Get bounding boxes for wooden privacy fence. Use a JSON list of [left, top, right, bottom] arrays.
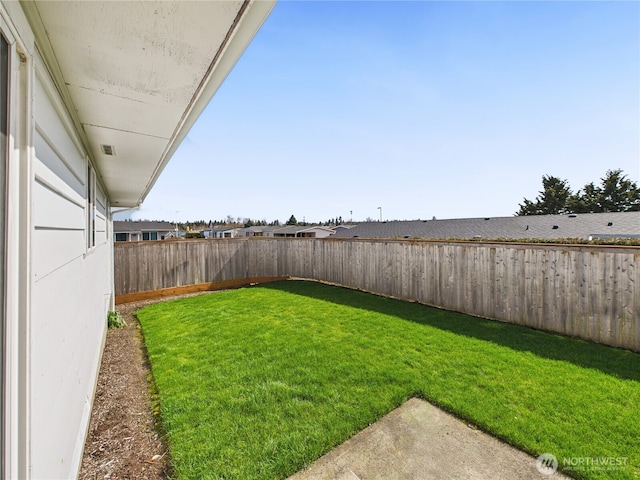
[[115, 238, 640, 352]]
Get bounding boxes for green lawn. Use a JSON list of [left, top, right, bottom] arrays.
[[137, 280, 640, 480]]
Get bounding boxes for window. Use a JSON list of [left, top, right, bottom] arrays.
[[87, 165, 96, 248], [150, 232, 157, 240], [142, 232, 149, 241], [115, 233, 127, 242]]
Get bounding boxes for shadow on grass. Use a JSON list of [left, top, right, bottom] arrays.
[[259, 280, 640, 383]]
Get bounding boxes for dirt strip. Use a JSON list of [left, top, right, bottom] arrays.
[[79, 294, 212, 480]]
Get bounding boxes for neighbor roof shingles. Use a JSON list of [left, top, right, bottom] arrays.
[[331, 212, 640, 240]]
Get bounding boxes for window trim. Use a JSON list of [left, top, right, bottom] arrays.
[[87, 164, 96, 250], [0, 7, 31, 478]]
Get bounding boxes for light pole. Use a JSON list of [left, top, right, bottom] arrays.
[[377, 206, 382, 222]]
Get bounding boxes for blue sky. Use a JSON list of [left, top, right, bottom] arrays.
[[126, 0, 640, 224]]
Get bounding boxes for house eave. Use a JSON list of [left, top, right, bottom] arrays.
[[21, 0, 276, 207], [136, 0, 276, 206]]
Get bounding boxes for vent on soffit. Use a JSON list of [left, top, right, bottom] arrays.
[[101, 144, 116, 156]]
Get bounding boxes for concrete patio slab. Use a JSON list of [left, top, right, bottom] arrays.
[[288, 398, 570, 480]]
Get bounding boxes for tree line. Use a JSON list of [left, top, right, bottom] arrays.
[[517, 169, 640, 216]]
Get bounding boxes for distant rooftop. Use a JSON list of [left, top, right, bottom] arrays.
[[331, 212, 640, 241], [114, 221, 175, 233]]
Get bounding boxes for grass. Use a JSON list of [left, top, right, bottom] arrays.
[[137, 280, 640, 480]]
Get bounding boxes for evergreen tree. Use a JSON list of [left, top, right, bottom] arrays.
[[517, 175, 572, 215], [518, 169, 640, 215], [567, 169, 640, 213], [567, 182, 601, 213], [597, 169, 640, 212], [286, 215, 297, 225]]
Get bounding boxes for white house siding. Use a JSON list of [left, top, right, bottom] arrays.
[[0, 0, 273, 477], [27, 59, 112, 479]]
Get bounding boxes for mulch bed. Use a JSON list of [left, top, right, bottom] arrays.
[[79, 293, 214, 480]]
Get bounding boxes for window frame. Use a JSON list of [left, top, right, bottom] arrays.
[[86, 164, 96, 250]]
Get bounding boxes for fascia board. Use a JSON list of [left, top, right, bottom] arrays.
[[137, 0, 276, 206]]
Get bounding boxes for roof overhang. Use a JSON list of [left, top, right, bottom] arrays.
[[23, 0, 275, 207]]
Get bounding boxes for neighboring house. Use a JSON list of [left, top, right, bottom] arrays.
[[0, 2, 274, 479], [241, 225, 280, 237], [114, 221, 174, 242], [203, 227, 221, 239], [273, 225, 336, 238], [331, 212, 640, 240], [240, 225, 337, 238], [331, 224, 355, 233], [204, 226, 242, 238]]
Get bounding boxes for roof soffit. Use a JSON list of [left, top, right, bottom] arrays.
[[23, 0, 274, 207]]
